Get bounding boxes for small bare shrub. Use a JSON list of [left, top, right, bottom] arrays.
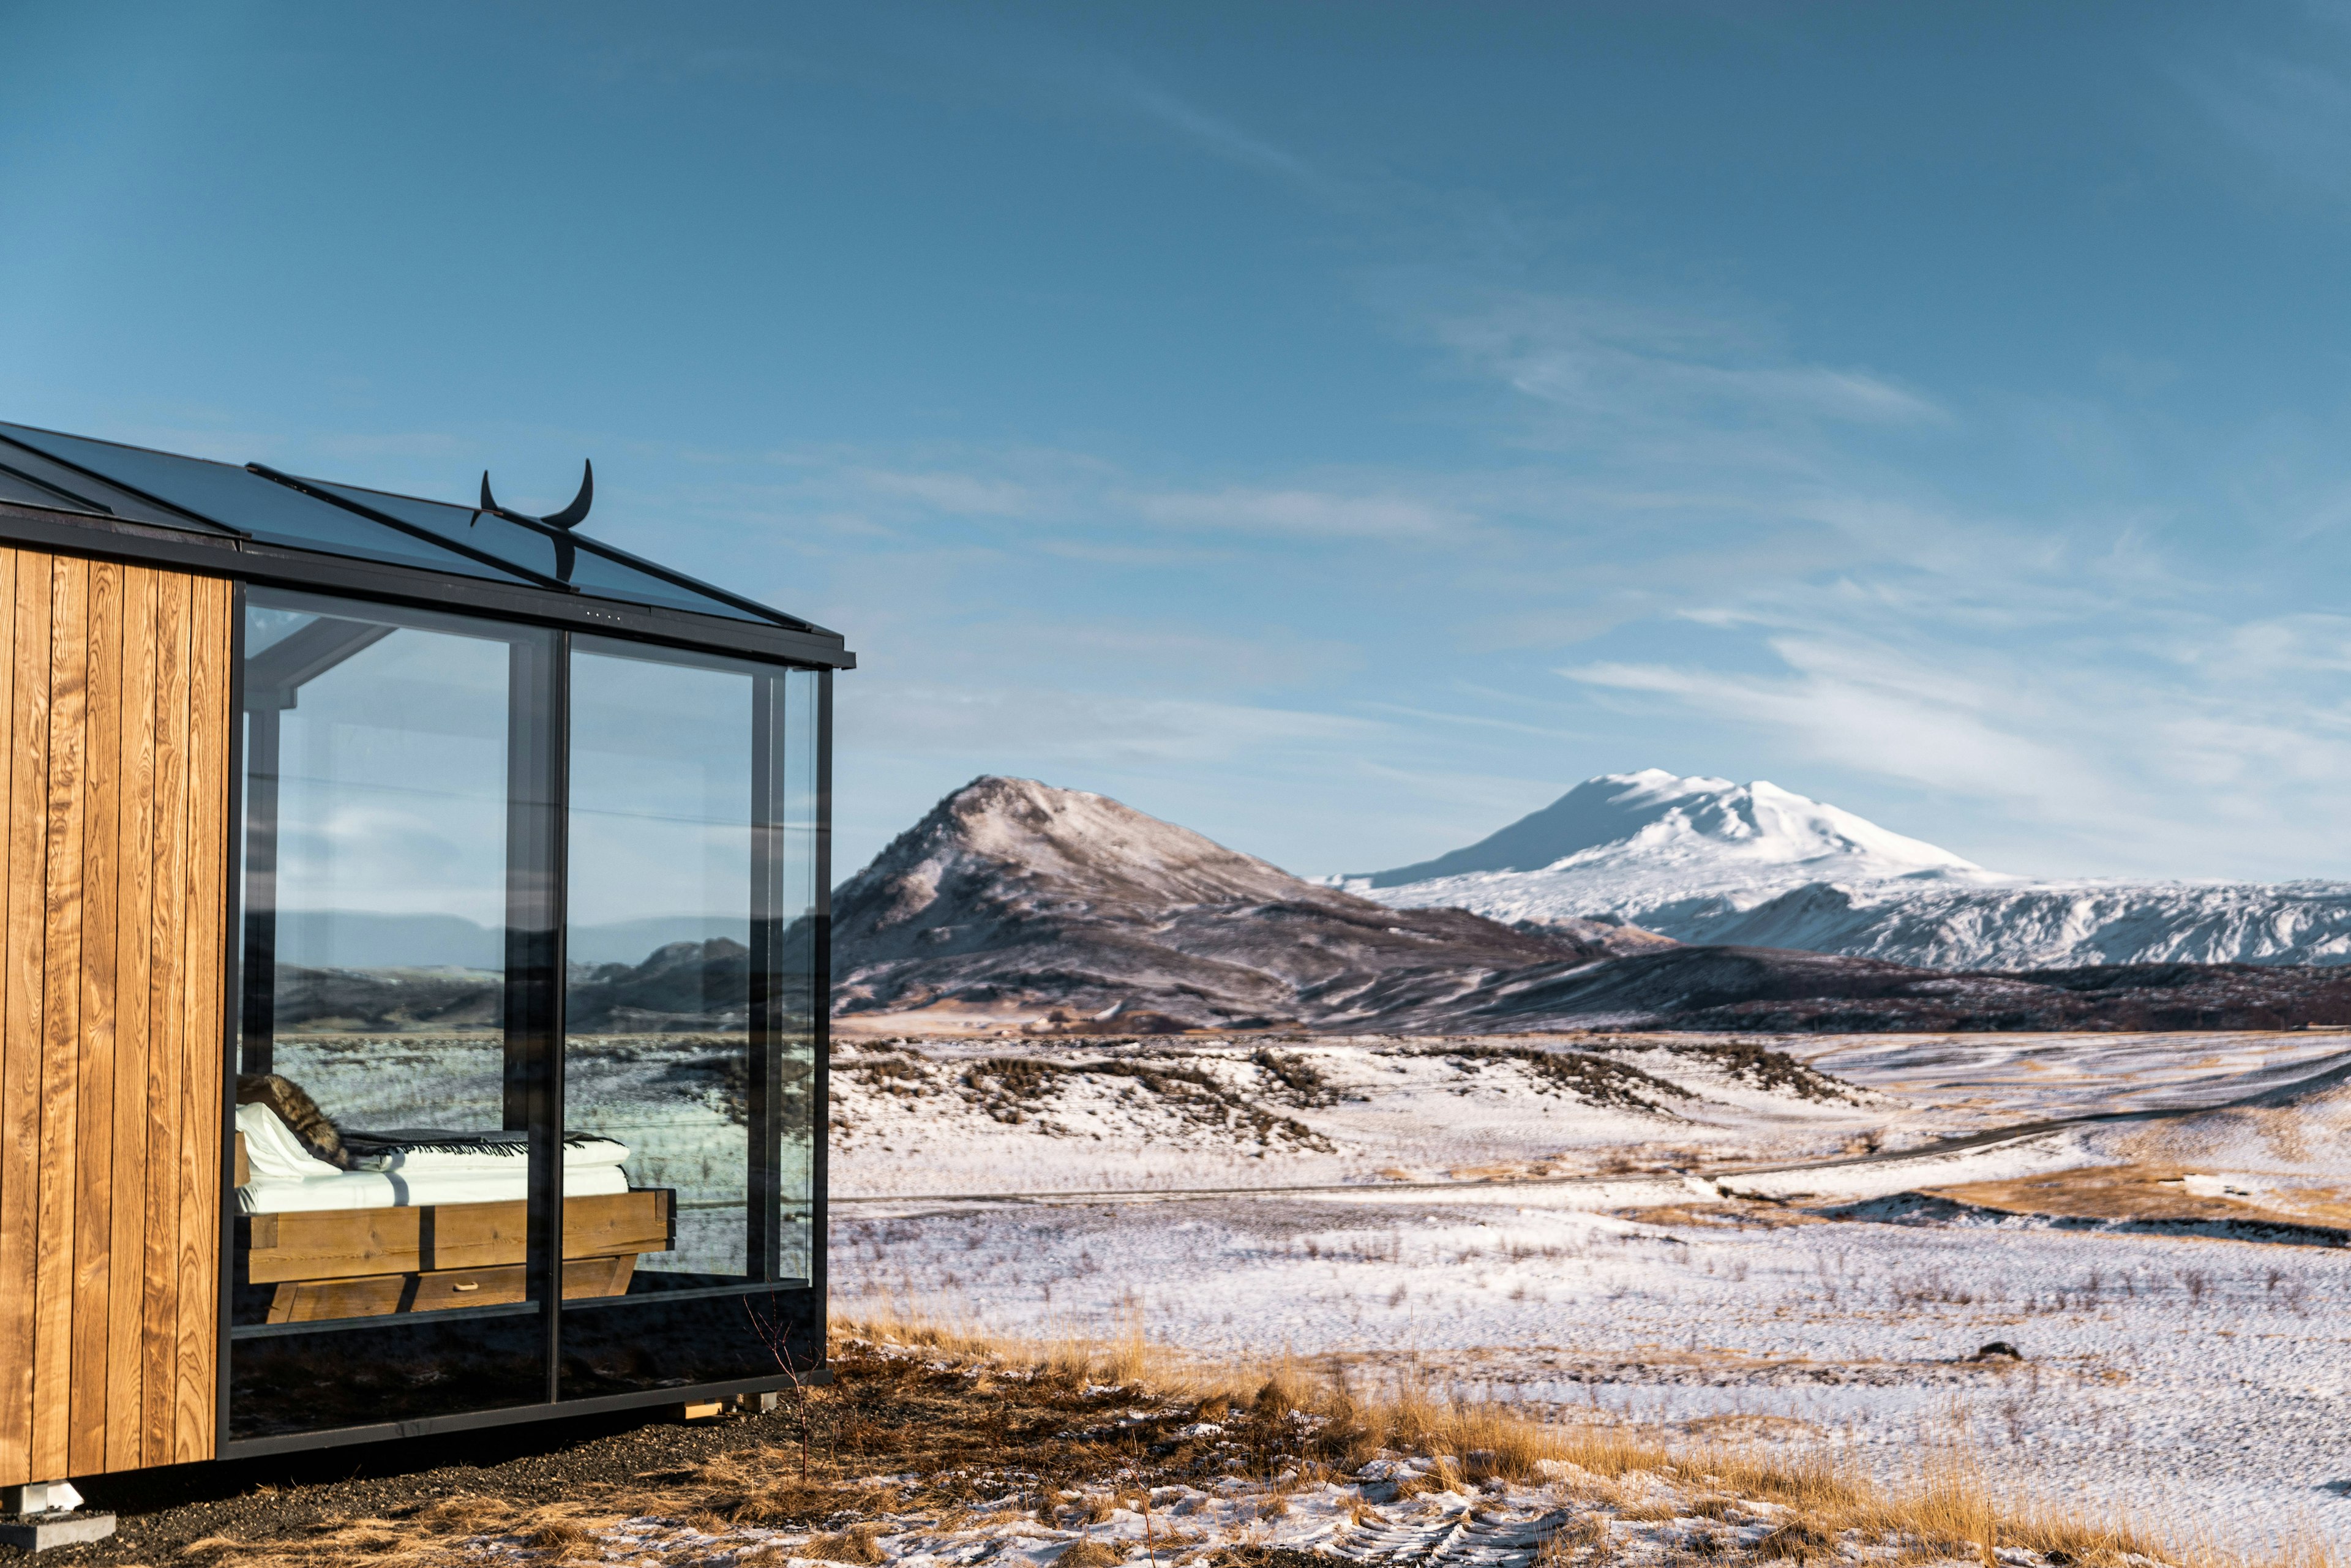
[[803, 1523, 887, 1564], [1753, 1518, 1840, 1560], [525, 1519, 594, 1554]]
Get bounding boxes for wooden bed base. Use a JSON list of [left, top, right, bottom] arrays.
[[237, 1188, 675, 1324]]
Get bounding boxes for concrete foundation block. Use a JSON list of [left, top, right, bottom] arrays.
[[0, 1511, 118, 1551]]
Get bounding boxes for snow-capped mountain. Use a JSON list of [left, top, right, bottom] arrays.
[[1360, 769, 1990, 899], [821, 774, 2351, 1032], [1350, 770, 2351, 969], [828, 775, 1643, 1030]]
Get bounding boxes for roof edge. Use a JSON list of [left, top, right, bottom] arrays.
[[0, 497, 855, 670]]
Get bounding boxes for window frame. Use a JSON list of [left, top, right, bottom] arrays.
[[217, 582, 832, 1454]]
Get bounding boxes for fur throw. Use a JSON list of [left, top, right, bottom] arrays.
[[236, 1073, 348, 1168]]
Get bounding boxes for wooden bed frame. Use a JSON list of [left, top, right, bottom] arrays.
[[231, 1128, 675, 1323]]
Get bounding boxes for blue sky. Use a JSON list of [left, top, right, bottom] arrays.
[[9, 2, 2351, 882]]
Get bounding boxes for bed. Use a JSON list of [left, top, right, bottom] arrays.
[[233, 1102, 675, 1324]]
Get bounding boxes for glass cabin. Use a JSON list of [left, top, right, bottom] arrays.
[[0, 421, 846, 1478]]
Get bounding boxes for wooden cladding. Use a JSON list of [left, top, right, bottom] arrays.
[[0, 548, 233, 1486]]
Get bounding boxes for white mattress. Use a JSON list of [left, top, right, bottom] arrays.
[[235, 1101, 633, 1214], [238, 1163, 629, 1214]]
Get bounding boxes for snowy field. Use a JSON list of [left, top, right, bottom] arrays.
[[830, 1030, 2351, 1555]]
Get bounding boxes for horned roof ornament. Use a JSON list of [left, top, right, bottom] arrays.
[[476, 460, 593, 580]]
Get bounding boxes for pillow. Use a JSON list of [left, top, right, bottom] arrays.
[[235, 1101, 345, 1184]]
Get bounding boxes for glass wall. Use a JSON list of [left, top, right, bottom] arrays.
[[557, 639, 819, 1397], [229, 590, 555, 1437], [228, 593, 823, 1436]]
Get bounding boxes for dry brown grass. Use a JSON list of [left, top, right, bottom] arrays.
[[406, 1495, 514, 1537], [836, 1312, 2330, 1568], [157, 1313, 2330, 1568], [801, 1522, 889, 1564], [520, 1517, 593, 1553], [1930, 1163, 2351, 1229]]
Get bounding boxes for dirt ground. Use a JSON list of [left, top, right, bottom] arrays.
[[26, 1345, 1314, 1567]]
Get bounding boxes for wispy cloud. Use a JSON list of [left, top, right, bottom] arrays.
[[2181, 51, 2351, 198], [2174, 4, 2351, 201], [842, 682, 1384, 767], [1127, 486, 1473, 542], [1104, 71, 1316, 183], [852, 467, 1035, 516], [1428, 291, 1948, 443], [1564, 638, 2107, 817]]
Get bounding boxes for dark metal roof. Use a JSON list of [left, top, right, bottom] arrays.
[[0, 421, 850, 669]]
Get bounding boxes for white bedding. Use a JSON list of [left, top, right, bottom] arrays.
[[235, 1101, 632, 1215]]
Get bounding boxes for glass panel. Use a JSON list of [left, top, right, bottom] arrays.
[[0, 465, 105, 516], [301, 479, 567, 581], [558, 540, 771, 623], [228, 589, 553, 1438], [0, 424, 536, 582], [560, 1292, 814, 1398], [0, 434, 239, 533], [560, 639, 815, 1395], [304, 478, 770, 623], [564, 643, 755, 1286]]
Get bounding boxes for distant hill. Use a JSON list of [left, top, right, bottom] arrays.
[[1351, 770, 2351, 969], [828, 776, 2351, 1035], [271, 936, 815, 1034], [266, 774, 2351, 1037], [830, 775, 1657, 1032], [1356, 947, 2351, 1035]]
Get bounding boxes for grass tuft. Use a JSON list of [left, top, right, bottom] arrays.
[[802, 1523, 888, 1564]]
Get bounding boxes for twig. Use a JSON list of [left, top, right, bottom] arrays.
[[746, 1294, 818, 1483]]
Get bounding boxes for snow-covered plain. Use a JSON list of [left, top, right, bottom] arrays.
[[1349, 770, 2351, 969], [830, 1031, 2351, 1553]]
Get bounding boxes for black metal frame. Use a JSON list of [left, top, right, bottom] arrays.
[[748, 672, 783, 1282], [0, 475, 856, 1461], [812, 669, 833, 1317], [220, 1365, 832, 1460], [503, 629, 569, 1401], [0, 500, 854, 671], [215, 585, 248, 1456]]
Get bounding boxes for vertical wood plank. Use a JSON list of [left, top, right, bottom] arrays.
[[0, 553, 235, 1485], [140, 571, 189, 1470], [103, 567, 156, 1474], [29, 555, 83, 1482], [0, 547, 33, 1489], [173, 576, 227, 1463], [68, 561, 120, 1476]]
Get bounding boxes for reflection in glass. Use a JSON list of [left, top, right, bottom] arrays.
[[229, 591, 553, 1435], [228, 593, 825, 1427], [566, 643, 757, 1282], [560, 642, 817, 1395]]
